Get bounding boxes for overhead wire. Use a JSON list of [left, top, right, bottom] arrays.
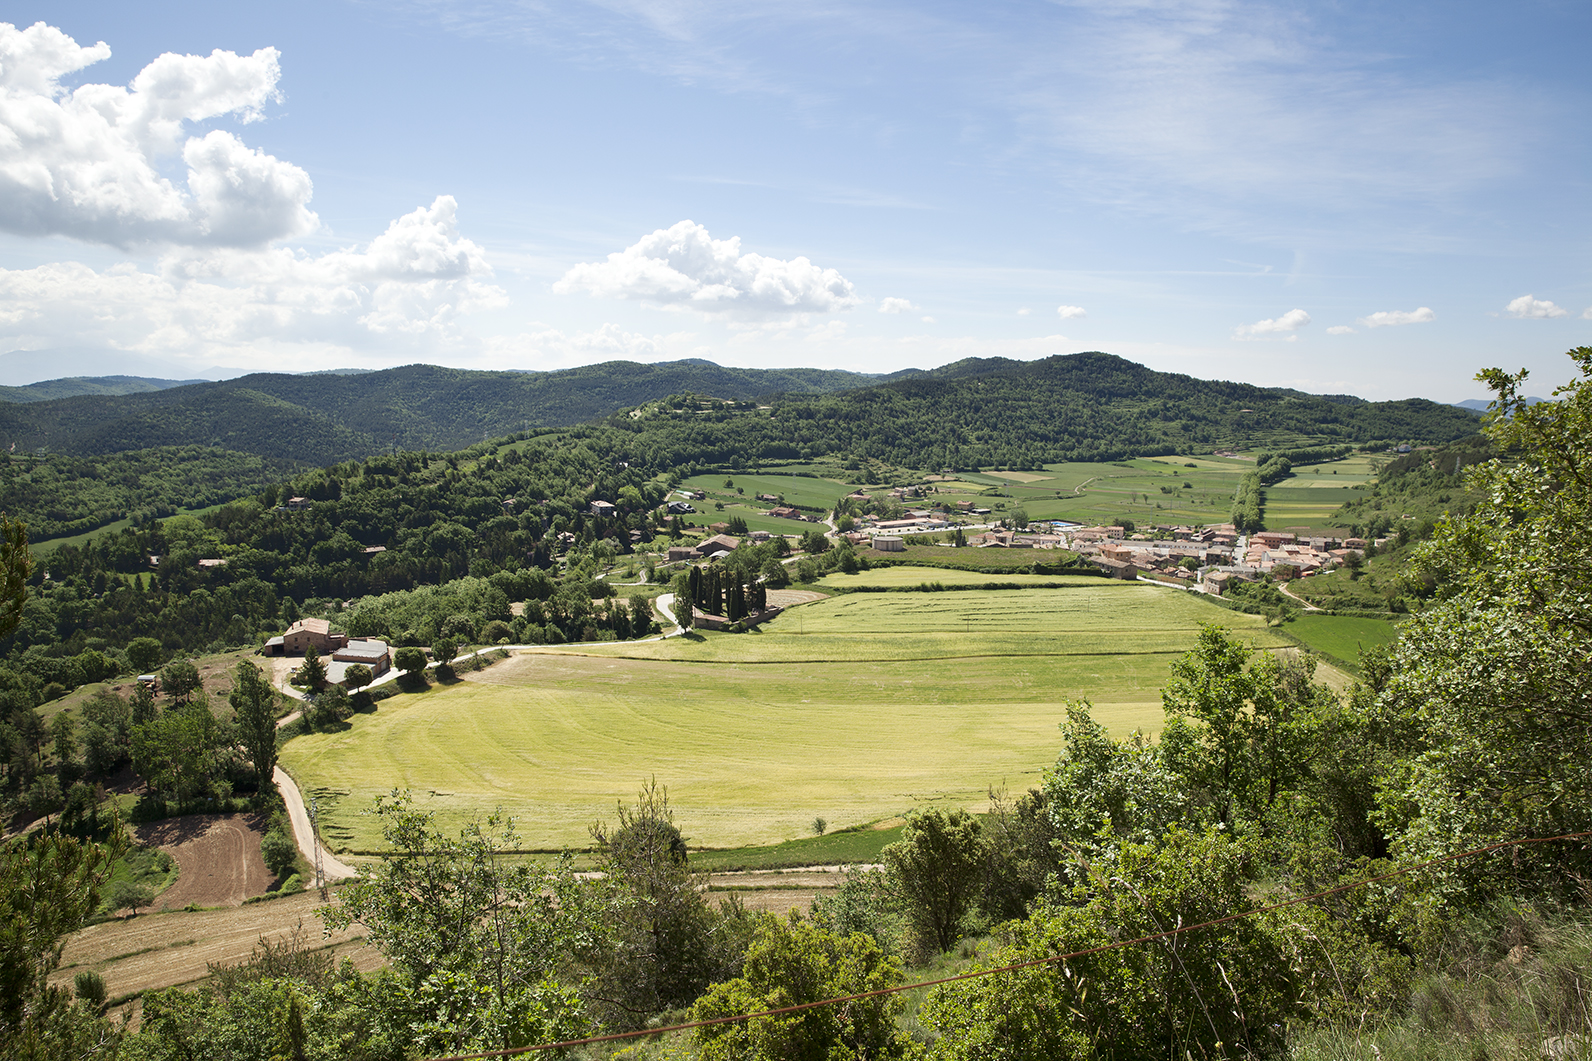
[[426, 828, 1592, 1061]]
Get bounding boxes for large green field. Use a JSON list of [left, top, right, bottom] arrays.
[[280, 583, 1293, 853]]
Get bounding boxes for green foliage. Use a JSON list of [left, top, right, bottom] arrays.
[[393, 646, 425, 675], [921, 829, 1298, 1061], [127, 637, 164, 673], [691, 913, 917, 1061], [342, 663, 373, 692], [0, 514, 29, 642], [228, 660, 278, 787], [882, 808, 987, 954], [160, 659, 201, 703], [1374, 349, 1592, 900], [587, 780, 749, 1028], [295, 645, 326, 692], [0, 826, 127, 1056], [319, 792, 599, 1056]]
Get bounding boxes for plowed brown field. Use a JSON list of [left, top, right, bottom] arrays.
[[135, 814, 275, 909]]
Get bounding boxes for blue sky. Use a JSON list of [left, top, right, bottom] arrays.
[[0, 1, 1587, 400]]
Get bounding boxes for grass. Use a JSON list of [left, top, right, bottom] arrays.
[[279, 583, 1292, 853], [814, 567, 1105, 590], [690, 822, 907, 871], [1286, 613, 1401, 672], [680, 472, 854, 512]]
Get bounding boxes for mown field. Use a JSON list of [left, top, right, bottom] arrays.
[[279, 582, 1294, 853], [1286, 613, 1401, 671], [815, 569, 1104, 590]]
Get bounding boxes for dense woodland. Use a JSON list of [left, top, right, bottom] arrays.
[[2, 350, 1589, 1060]]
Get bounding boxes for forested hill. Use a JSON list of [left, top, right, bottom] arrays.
[[614, 352, 1483, 469], [0, 360, 917, 465], [0, 375, 207, 403]]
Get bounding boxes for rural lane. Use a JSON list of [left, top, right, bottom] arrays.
[[273, 766, 359, 881]]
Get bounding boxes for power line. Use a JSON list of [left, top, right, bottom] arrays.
[[427, 828, 1592, 1061]]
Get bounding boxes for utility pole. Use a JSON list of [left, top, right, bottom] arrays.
[[310, 797, 326, 899]]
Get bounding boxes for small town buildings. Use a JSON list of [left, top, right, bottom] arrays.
[[666, 546, 697, 562], [768, 506, 805, 521], [1092, 556, 1138, 580], [285, 496, 311, 511], [329, 638, 391, 684], [666, 501, 696, 514], [590, 500, 616, 518]]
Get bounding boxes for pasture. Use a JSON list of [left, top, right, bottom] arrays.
[[1286, 613, 1401, 672], [279, 583, 1293, 852], [925, 454, 1379, 532], [814, 567, 1104, 590]]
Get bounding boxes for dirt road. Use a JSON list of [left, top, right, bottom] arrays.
[[273, 766, 359, 881]]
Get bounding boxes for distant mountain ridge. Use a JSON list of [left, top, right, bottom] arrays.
[[0, 375, 208, 403], [0, 360, 920, 465]]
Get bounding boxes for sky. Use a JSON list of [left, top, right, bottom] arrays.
[[0, 1, 1588, 401]]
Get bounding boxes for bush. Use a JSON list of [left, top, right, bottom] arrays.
[[260, 824, 298, 878]]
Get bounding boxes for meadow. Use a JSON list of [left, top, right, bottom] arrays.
[[279, 582, 1294, 853], [1285, 613, 1401, 673]]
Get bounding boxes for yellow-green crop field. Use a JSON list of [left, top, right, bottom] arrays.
[[280, 581, 1293, 853]]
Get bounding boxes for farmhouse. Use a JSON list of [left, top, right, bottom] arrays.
[[768, 506, 805, 520], [590, 500, 616, 518], [265, 618, 349, 656], [696, 534, 742, 557], [666, 501, 696, 514], [666, 546, 696, 562]]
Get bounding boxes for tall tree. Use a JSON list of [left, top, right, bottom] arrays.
[[229, 660, 279, 789]]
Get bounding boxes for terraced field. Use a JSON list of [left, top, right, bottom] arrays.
[[280, 582, 1291, 853]]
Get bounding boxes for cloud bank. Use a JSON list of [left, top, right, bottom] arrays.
[[0, 196, 502, 362], [555, 220, 860, 320], [0, 21, 317, 248]]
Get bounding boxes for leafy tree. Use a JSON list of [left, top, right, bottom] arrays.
[[394, 646, 426, 677], [49, 713, 77, 782], [106, 879, 155, 918], [130, 682, 157, 726], [587, 780, 741, 1027], [691, 913, 916, 1061], [1376, 348, 1592, 896], [320, 793, 597, 1056], [126, 636, 164, 674], [259, 823, 298, 879], [160, 659, 202, 704], [295, 645, 326, 693], [882, 808, 987, 954], [431, 638, 457, 669], [228, 660, 279, 789], [342, 663, 373, 694]]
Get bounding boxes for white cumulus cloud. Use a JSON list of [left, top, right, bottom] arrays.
[[1235, 308, 1311, 341], [0, 196, 501, 362], [1505, 294, 1568, 319], [1326, 325, 1355, 335], [878, 297, 917, 314], [1016, 307, 1031, 316], [1359, 307, 1435, 328], [1056, 304, 1087, 319], [554, 220, 861, 320], [0, 21, 317, 248]]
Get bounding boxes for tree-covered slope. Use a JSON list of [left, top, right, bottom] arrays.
[[612, 352, 1485, 470], [0, 360, 918, 465]]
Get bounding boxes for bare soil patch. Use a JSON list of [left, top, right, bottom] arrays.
[[57, 890, 381, 1028], [135, 813, 275, 910]]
